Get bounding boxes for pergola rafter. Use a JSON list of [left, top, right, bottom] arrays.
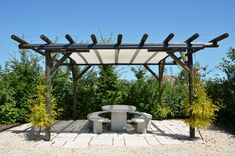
[[11, 33, 229, 141]]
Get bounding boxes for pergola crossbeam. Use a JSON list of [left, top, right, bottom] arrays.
[[117, 34, 122, 46], [167, 52, 190, 72], [65, 34, 76, 44], [50, 53, 72, 74], [130, 34, 148, 64], [11, 35, 46, 56], [209, 33, 229, 44], [91, 34, 103, 64], [75, 65, 92, 81], [163, 33, 174, 45], [144, 65, 159, 80], [91, 34, 98, 44], [40, 34, 53, 44], [19, 43, 212, 51], [185, 33, 199, 44], [115, 34, 122, 64]]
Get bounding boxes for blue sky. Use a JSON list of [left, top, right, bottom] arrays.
[[1, 0, 234, 79]]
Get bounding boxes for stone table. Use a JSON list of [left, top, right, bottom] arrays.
[[102, 105, 136, 131]]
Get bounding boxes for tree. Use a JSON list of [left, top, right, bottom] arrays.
[[96, 65, 122, 108], [207, 47, 235, 126], [218, 47, 235, 81], [52, 68, 72, 119], [0, 73, 19, 123], [1, 49, 42, 123]]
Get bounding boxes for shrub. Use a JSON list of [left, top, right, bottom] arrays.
[[183, 70, 219, 128], [0, 103, 19, 124], [28, 84, 60, 138]]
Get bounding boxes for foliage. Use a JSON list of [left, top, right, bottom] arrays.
[[218, 47, 235, 81], [0, 70, 19, 123], [183, 69, 219, 128], [76, 70, 99, 118], [29, 84, 60, 128], [163, 80, 185, 117], [96, 65, 122, 107], [127, 76, 160, 118], [153, 106, 172, 119], [131, 66, 147, 80], [0, 49, 42, 123], [206, 48, 235, 126], [52, 69, 72, 119]]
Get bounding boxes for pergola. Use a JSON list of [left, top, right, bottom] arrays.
[[11, 33, 228, 141]]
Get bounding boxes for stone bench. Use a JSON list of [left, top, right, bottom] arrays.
[[128, 111, 152, 133], [87, 111, 111, 134]]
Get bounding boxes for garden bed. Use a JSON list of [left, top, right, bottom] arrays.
[[0, 123, 20, 132]]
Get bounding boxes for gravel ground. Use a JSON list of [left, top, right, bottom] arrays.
[[0, 122, 234, 156]]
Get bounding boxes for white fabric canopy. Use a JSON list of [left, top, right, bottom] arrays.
[[70, 49, 167, 65]]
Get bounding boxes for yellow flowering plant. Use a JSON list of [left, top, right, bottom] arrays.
[[28, 84, 61, 140], [183, 69, 220, 138]]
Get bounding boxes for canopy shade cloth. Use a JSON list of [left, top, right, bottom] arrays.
[[70, 49, 168, 65], [11, 33, 228, 65]]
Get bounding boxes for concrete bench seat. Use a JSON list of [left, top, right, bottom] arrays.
[[128, 111, 152, 133], [87, 111, 111, 134], [131, 118, 146, 133]]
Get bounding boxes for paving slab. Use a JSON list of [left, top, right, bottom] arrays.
[[113, 136, 125, 146], [90, 136, 113, 146], [124, 136, 149, 147], [98, 133, 118, 137], [145, 136, 161, 145], [63, 120, 80, 132], [36, 140, 54, 147], [64, 136, 92, 148], [51, 138, 74, 147], [8, 123, 31, 131], [51, 120, 74, 132], [11, 119, 200, 148], [77, 133, 97, 137], [56, 133, 78, 138]]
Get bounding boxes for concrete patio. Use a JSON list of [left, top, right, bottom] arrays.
[[8, 119, 200, 148]]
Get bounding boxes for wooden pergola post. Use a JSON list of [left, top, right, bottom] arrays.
[[71, 65, 92, 120], [159, 59, 165, 107], [71, 63, 78, 120], [45, 51, 52, 141], [188, 50, 195, 138]]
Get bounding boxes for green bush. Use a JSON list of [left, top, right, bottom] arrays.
[[206, 48, 235, 126], [152, 106, 171, 119], [52, 69, 73, 119], [0, 103, 20, 124], [0, 76, 19, 124]]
